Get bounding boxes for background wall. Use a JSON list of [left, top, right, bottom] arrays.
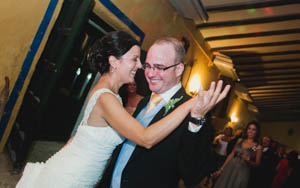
[[0, 0, 63, 151], [261, 121, 300, 151]]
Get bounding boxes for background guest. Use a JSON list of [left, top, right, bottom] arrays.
[[119, 80, 143, 115], [226, 128, 243, 155], [282, 150, 300, 188], [271, 150, 297, 188], [204, 126, 233, 187], [248, 136, 278, 188], [212, 121, 262, 188]]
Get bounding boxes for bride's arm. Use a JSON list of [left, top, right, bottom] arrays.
[[100, 81, 230, 149], [99, 93, 193, 149]]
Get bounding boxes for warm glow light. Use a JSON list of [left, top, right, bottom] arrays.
[[188, 74, 201, 95], [231, 112, 238, 123]]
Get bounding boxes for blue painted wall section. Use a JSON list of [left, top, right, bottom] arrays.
[[0, 0, 59, 140], [99, 0, 145, 43]]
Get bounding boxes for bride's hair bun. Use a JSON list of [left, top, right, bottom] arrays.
[[87, 31, 140, 74]]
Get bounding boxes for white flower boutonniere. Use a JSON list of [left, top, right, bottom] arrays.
[[164, 96, 183, 116]]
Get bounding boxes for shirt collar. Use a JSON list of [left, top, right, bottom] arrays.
[[150, 83, 182, 103]]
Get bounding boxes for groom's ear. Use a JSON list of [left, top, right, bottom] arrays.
[[175, 62, 184, 77]]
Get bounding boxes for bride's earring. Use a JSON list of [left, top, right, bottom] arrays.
[[111, 67, 115, 73]]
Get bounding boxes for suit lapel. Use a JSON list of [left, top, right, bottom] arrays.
[[127, 87, 188, 163], [132, 95, 149, 118], [150, 87, 187, 124]]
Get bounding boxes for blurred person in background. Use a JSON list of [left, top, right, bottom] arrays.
[[212, 121, 262, 188], [282, 150, 300, 188], [123, 80, 143, 115], [271, 150, 298, 188], [226, 128, 244, 155], [204, 126, 233, 187], [248, 136, 278, 188]]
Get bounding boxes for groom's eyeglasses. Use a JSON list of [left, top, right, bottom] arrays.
[[142, 63, 181, 72]]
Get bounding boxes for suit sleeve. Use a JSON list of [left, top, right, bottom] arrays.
[[178, 113, 214, 187]]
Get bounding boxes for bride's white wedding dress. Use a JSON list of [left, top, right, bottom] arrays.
[[16, 88, 124, 188]]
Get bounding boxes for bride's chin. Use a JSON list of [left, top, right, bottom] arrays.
[[128, 76, 135, 82], [124, 79, 133, 84]]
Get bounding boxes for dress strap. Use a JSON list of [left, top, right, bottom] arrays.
[[81, 88, 122, 125]]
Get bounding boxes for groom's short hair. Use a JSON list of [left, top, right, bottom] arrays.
[[153, 37, 185, 64]]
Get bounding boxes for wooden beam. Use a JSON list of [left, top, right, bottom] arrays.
[[239, 71, 300, 77], [241, 75, 300, 81], [211, 40, 300, 51], [249, 88, 300, 93], [255, 102, 300, 106], [251, 91, 300, 97], [206, 0, 300, 13], [228, 50, 300, 58], [253, 95, 300, 100], [248, 84, 300, 90], [196, 13, 300, 29], [235, 58, 300, 66], [205, 28, 300, 41], [253, 98, 300, 103], [238, 69, 300, 74]]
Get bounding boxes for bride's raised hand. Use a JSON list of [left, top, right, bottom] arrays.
[[190, 80, 231, 118]]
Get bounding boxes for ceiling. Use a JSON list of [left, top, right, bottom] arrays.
[[186, 0, 300, 121]]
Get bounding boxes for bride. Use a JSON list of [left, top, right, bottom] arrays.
[[16, 31, 230, 188]]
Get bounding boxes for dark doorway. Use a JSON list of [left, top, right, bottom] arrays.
[[6, 0, 114, 171], [38, 12, 114, 141]]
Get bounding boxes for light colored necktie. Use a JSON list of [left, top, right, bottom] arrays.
[[145, 93, 163, 114]]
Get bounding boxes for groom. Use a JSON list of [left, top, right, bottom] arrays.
[[97, 37, 230, 188]]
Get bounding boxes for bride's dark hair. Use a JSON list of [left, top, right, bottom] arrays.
[[87, 31, 140, 74]]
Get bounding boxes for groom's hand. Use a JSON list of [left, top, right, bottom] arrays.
[[190, 80, 231, 118]]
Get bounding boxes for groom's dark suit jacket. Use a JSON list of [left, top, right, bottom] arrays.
[[96, 87, 213, 188]]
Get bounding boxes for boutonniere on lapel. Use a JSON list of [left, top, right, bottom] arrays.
[[163, 96, 183, 116]]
